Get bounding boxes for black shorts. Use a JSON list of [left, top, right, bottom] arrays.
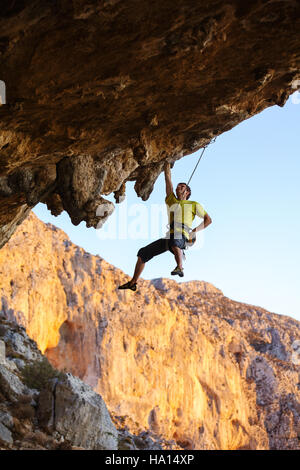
[[137, 234, 188, 263]]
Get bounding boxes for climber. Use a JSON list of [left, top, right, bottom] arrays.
[[118, 162, 212, 291]]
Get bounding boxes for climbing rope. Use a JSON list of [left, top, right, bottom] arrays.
[[187, 137, 217, 185]]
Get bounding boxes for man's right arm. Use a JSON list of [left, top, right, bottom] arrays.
[[164, 162, 173, 197]]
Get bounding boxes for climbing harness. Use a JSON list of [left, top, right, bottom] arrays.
[[187, 136, 217, 186], [164, 221, 195, 262]]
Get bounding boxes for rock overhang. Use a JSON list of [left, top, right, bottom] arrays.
[[0, 0, 299, 247]]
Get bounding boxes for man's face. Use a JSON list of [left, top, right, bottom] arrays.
[[176, 183, 189, 200]]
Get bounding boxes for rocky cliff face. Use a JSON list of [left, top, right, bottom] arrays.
[[0, 0, 300, 247], [0, 315, 119, 450], [0, 314, 177, 450], [0, 212, 300, 450]]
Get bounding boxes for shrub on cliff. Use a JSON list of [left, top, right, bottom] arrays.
[[21, 357, 64, 391]]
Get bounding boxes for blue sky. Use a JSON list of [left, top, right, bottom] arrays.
[[34, 93, 300, 321]]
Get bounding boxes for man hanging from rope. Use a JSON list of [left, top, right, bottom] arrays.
[[118, 162, 212, 291]]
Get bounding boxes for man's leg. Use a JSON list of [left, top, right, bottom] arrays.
[[129, 256, 145, 285], [168, 235, 186, 277], [171, 245, 183, 270], [119, 238, 168, 289]]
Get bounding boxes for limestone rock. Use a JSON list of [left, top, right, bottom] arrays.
[[0, 340, 5, 364], [0, 364, 27, 401], [246, 356, 278, 407], [1, 329, 40, 362], [0, 0, 299, 246], [0, 422, 13, 446], [112, 413, 181, 450], [1, 212, 300, 449], [0, 316, 122, 450], [0, 410, 14, 430], [38, 374, 118, 450], [0, 326, 34, 401], [55, 374, 118, 450]]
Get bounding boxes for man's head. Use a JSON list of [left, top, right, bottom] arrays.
[[176, 182, 191, 200]]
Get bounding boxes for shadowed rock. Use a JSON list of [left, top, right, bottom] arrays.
[[0, 0, 299, 247]]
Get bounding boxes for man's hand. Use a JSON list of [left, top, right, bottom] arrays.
[[188, 229, 196, 245], [188, 230, 197, 244]]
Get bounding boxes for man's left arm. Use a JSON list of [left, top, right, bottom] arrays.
[[189, 203, 212, 242], [191, 213, 212, 234]]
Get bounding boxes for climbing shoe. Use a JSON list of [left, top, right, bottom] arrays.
[[118, 281, 137, 291], [171, 266, 184, 277]]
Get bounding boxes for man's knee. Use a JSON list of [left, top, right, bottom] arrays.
[[169, 242, 180, 253], [172, 247, 181, 257], [137, 247, 149, 263], [137, 238, 166, 263]]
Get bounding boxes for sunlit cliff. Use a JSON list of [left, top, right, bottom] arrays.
[[0, 212, 300, 450]]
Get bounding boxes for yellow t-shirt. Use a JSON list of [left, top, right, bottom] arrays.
[[165, 192, 206, 239]]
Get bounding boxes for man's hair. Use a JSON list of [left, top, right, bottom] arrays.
[[178, 182, 191, 200]]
